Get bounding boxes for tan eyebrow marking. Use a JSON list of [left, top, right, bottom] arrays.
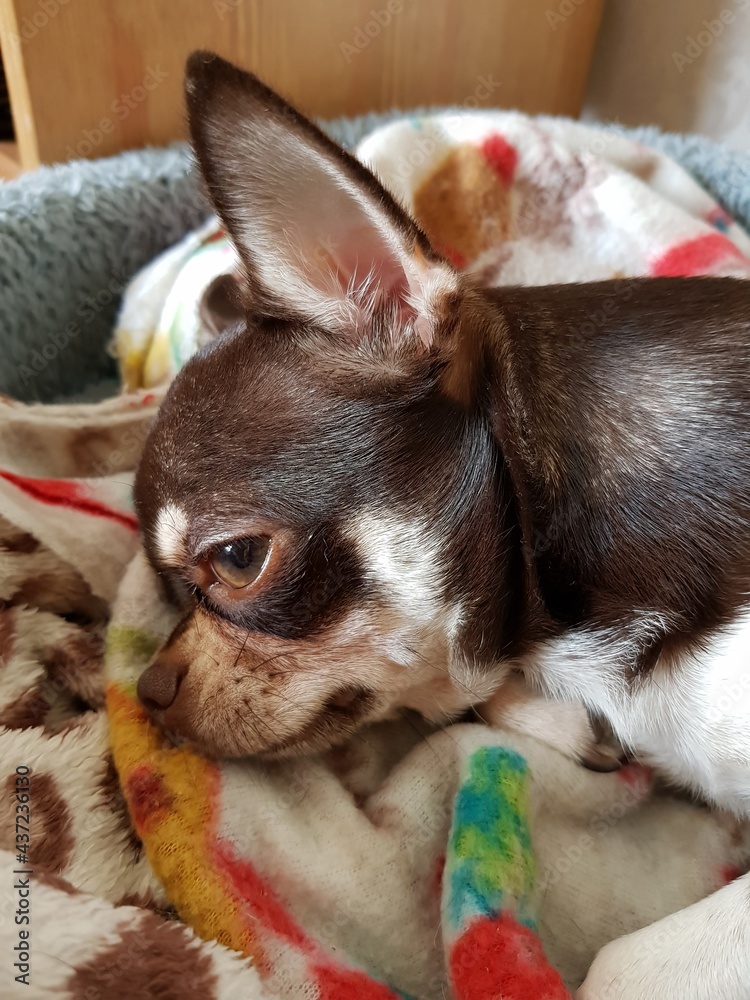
[[154, 504, 190, 566]]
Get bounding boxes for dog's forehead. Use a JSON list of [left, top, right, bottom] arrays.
[[168, 327, 330, 441], [153, 328, 359, 450], [136, 328, 390, 543]]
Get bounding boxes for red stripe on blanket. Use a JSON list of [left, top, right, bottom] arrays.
[[450, 913, 571, 1000], [214, 840, 400, 995], [312, 962, 401, 1000], [214, 839, 311, 954], [721, 865, 745, 886], [0, 469, 138, 531], [651, 232, 746, 277], [440, 245, 468, 269], [202, 226, 228, 245], [125, 765, 176, 834], [480, 134, 518, 187]]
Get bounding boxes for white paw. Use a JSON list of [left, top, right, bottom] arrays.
[[577, 931, 675, 1000], [480, 673, 623, 769], [578, 877, 750, 1000]]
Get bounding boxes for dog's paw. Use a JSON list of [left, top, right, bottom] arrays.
[[579, 713, 628, 773], [577, 877, 750, 1000], [577, 932, 671, 1000], [480, 673, 625, 770], [577, 931, 703, 1000]]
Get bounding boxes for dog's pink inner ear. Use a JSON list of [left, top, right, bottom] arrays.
[[297, 213, 418, 323], [223, 137, 446, 341], [186, 53, 455, 345], [321, 225, 406, 300]]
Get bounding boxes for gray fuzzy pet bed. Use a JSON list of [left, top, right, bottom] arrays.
[[1, 112, 749, 404]]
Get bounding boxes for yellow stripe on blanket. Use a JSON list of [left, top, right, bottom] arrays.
[[106, 681, 266, 964]]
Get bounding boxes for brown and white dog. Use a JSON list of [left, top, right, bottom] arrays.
[[134, 52, 750, 998]]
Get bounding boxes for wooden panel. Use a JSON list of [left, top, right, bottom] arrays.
[[0, 138, 20, 178], [0, 0, 603, 169]]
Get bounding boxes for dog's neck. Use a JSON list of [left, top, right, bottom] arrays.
[[467, 278, 673, 667], [474, 281, 646, 655], [439, 287, 551, 671], [472, 277, 750, 676]]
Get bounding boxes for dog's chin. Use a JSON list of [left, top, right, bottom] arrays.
[[254, 722, 362, 760], [254, 688, 380, 760], [154, 687, 380, 761]]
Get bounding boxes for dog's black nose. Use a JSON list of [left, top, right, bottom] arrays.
[[137, 661, 185, 712]]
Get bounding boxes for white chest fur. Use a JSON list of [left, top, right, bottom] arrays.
[[524, 608, 750, 815]]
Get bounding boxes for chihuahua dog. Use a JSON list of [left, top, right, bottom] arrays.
[[134, 53, 750, 997]]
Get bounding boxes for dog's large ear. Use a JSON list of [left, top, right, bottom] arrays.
[[185, 51, 456, 345]]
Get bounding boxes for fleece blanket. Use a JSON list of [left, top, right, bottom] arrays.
[[1, 111, 750, 1000]]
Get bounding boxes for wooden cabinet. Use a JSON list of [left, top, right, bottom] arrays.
[[0, 0, 603, 173]]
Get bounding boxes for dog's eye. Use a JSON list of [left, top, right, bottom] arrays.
[[208, 537, 271, 589]]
